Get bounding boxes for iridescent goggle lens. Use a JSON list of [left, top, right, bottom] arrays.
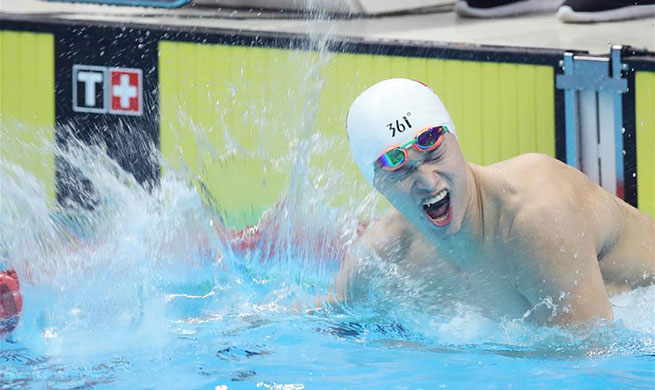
[[415, 126, 444, 150], [374, 126, 447, 172]]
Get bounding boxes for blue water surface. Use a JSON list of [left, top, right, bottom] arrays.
[[2, 246, 654, 389]]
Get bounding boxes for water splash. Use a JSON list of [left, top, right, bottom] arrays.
[[0, 5, 361, 354], [1, 85, 654, 366], [2, 107, 654, 390]]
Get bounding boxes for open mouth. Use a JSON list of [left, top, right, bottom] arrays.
[[422, 189, 452, 227]]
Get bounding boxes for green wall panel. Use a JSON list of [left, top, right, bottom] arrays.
[[636, 71, 655, 218], [0, 30, 56, 206]]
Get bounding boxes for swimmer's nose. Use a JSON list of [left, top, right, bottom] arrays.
[[412, 164, 437, 193]]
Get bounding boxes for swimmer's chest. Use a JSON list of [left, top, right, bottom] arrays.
[[396, 242, 531, 317]]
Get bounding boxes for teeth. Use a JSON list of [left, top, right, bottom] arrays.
[[423, 190, 448, 207]]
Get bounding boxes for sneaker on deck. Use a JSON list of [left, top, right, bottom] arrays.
[[557, 0, 655, 22], [455, 0, 562, 18]]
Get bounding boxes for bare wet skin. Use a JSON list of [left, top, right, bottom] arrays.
[[336, 148, 655, 326]]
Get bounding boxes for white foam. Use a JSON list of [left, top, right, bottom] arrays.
[[610, 285, 655, 335]]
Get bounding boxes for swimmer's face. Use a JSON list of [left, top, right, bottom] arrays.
[[373, 133, 468, 238]]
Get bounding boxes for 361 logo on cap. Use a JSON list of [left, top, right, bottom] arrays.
[[73, 65, 142, 116], [387, 113, 412, 137]]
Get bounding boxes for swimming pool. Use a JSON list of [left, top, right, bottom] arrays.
[[1, 8, 654, 386], [1, 140, 654, 389]]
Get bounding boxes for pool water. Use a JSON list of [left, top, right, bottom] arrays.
[[1, 140, 654, 389], [3, 302, 655, 389]]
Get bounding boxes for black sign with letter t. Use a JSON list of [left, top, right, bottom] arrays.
[[72, 65, 107, 113]]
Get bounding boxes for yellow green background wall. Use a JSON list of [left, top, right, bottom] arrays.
[[159, 41, 556, 228], [1, 32, 650, 223], [0, 30, 56, 205], [635, 71, 655, 218]]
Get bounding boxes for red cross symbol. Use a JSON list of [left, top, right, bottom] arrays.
[[109, 68, 142, 115]]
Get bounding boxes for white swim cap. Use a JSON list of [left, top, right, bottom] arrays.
[[346, 78, 456, 184]]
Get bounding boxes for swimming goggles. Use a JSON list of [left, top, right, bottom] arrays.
[[374, 125, 449, 172]]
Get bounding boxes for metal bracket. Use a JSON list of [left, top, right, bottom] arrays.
[[556, 46, 628, 197]]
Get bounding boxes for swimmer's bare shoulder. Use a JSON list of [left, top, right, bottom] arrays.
[[489, 153, 630, 249], [496, 153, 654, 290], [490, 153, 653, 325]]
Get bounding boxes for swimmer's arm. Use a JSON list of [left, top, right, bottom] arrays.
[[304, 220, 400, 312], [305, 247, 370, 312], [301, 212, 407, 313], [510, 214, 613, 327]]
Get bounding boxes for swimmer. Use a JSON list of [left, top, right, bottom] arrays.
[[324, 78, 654, 326]]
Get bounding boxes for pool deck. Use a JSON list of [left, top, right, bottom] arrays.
[[2, 0, 654, 55]]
